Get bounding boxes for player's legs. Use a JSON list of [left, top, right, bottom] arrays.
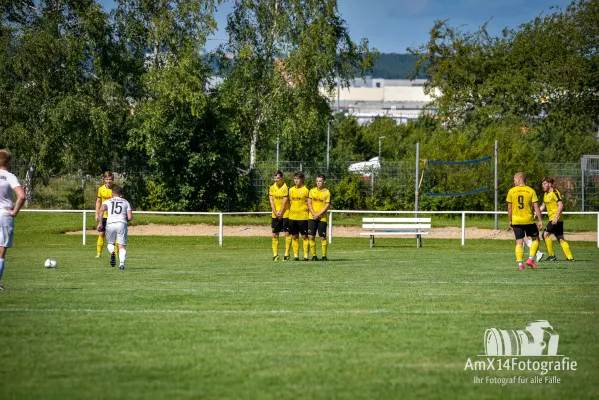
[[116, 223, 128, 269], [289, 220, 300, 260], [96, 218, 107, 257], [307, 220, 318, 260], [318, 222, 328, 260], [553, 223, 573, 261], [0, 212, 14, 289], [105, 225, 117, 267], [298, 221, 309, 260], [283, 219, 291, 260], [523, 224, 539, 269], [513, 226, 525, 269], [271, 218, 281, 260]]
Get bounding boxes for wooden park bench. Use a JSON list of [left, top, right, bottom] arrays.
[[360, 217, 432, 248]]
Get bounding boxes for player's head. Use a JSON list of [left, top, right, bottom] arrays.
[[293, 172, 304, 187], [103, 170, 114, 187], [0, 149, 12, 168], [316, 174, 326, 189], [542, 176, 555, 192], [274, 170, 283, 184], [514, 172, 526, 186], [111, 186, 123, 197]]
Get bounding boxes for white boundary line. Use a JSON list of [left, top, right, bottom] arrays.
[[0, 308, 595, 315]]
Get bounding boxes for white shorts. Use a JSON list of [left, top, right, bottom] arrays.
[[105, 222, 128, 246], [0, 210, 15, 248]]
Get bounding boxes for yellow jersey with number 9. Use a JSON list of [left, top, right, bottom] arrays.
[[97, 185, 113, 218], [506, 185, 538, 225]]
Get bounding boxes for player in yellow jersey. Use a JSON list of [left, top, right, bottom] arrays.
[[269, 170, 290, 261], [95, 171, 117, 258], [539, 176, 574, 262], [506, 172, 543, 270], [308, 174, 331, 261], [288, 172, 310, 261]]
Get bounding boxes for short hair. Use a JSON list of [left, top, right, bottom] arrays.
[[0, 149, 12, 167], [515, 172, 526, 184], [274, 170, 283, 178], [103, 170, 114, 179], [542, 176, 554, 185], [316, 174, 326, 181], [111, 186, 123, 196], [293, 171, 305, 180]]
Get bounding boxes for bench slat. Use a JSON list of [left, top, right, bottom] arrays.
[[359, 232, 430, 236], [362, 218, 431, 223], [362, 224, 431, 229]]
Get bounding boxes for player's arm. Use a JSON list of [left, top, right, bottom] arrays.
[[554, 200, 564, 224], [127, 208, 133, 222], [279, 196, 288, 218], [308, 196, 316, 218], [9, 186, 25, 217], [317, 201, 331, 219], [269, 194, 280, 218], [95, 196, 102, 222], [533, 201, 543, 230], [96, 204, 107, 230], [507, 202, 513, 229]]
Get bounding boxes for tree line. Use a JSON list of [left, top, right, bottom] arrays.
[[1, 0, 597, 211]]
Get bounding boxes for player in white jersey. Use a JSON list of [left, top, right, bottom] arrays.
[[96, 186, 132, 269], [0, 149, 26, 291]]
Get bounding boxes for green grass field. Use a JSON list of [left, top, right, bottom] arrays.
[[1, 214, 598, 399]]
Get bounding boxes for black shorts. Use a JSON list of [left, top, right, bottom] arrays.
[[513, 224, 539, 240], [271, 218, 289, 234], [289, 219, 308, 236], [98, 217, 107, 233], [308, 220, 327, 238], [544, 221, 564, 236]]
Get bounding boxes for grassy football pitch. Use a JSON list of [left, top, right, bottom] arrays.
[[1, 214, 598, 399]]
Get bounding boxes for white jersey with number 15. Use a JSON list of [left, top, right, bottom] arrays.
[[102, 197, 131, 224]]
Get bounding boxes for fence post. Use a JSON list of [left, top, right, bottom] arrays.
[[219, 213, 223, 247], [461, 212, 466, 246], [83, 211, 87, 245], [328, 210, 333, 244]]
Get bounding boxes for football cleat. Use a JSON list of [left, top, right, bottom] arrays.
[[293, 257, 299, 261], [0, 285, 4, 290], [283, 255, 290, 261], [321, 257, 328, 262], [95, 253, 101, 259], [303, 258, 309, 262], [273, 255, 280, 261], [546, 256, 558, 262], [119, 265, 125, 270], [518, 264, 525, 270], [567, 258, 575, 262], [110, 252, 116, 266], [526, 258, 538, 270], [536, 252, 544, 262], [311, 256, 318, 261]]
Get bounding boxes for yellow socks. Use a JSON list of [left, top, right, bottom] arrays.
[[530, 240, 539, 258], [292, 238, 299, 258], [96, 236, 104, 256], [309, 239, 316, 256], [544, 237, 555, 257], [560, 240, 573, 260], [321, 240, 327, 257], [272, 237, 279, 257], [515, 244, 523, 262], [303, 239, 309, 259], [285, 236, 292, 257]]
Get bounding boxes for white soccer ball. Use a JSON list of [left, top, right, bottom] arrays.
[[44, 258, 58, 268]]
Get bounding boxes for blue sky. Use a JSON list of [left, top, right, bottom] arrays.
[[99, 0, 572, 53]]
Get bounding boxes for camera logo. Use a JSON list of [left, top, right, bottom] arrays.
[[484, 320, 560, 356]]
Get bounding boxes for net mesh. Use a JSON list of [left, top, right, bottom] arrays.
[[426, 156, 492, 196]]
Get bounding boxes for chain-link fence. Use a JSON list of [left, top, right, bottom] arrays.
[[8, 158, 599, 211]]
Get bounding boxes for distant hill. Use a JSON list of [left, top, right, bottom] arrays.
[[371, 53, 429, 79]]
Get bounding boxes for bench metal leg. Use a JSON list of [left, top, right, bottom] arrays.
[[370, 235, 374, 248], [417, 234, 422, 248]]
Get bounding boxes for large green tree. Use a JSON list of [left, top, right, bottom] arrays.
[[216, 0, 377, 168], [0, 0, 125, 203]]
